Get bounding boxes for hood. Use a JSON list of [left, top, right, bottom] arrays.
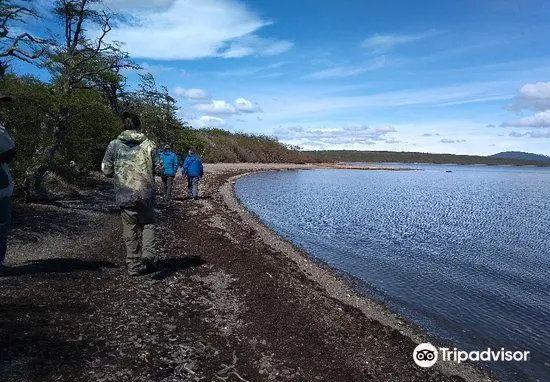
[[118, 130, 146, 144], [162, 150, 173, 156]]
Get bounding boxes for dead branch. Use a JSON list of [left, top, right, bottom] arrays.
[[0, 1, 46, 62], [1, 5, 36, 28], [0, 32, 48, 62]]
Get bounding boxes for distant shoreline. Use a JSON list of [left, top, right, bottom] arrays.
[[306, 150, 550, 167], [319, 163, 417, 171]]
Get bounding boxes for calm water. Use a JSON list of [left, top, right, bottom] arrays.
[[235, 164, 550, 382]]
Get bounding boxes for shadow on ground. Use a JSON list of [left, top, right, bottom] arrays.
[[1, 258, 118, 277], [44, 199, 121, 214], [152, 255, 206, 281], [0, 301, 111, 381], [9, 204, 111, 245]]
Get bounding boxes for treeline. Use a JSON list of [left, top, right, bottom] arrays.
[[195, 129, 308, 163], [306, 150, 550, 167], [0, 0, 309, 200]]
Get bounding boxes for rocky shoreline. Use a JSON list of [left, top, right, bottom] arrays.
[[1, 163, 497, 381]]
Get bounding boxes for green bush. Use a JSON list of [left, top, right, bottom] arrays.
[[0, 75, 58, 180]]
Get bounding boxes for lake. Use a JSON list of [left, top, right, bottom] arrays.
[[235, 164, 550, 382]]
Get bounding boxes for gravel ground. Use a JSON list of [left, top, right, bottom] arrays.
[[0, 163, 498, 382]]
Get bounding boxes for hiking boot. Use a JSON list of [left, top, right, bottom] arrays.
[[143, 258, 159, 273]]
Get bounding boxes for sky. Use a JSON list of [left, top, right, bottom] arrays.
[[14, 0, 550, 155]]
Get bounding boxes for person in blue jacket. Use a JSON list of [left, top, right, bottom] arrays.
[[182, 148, 203, 200], [161, 144, 178, 201]]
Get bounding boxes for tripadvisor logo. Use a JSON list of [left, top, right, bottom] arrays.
[[413, 343, 531, 368], [413, 343, 438, 368]]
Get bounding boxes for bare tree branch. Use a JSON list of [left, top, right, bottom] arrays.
[[0, 1, 47, 63], [71, 11, 112, 69], [1, 5, 36, 27], [96, 11, 111, 47]]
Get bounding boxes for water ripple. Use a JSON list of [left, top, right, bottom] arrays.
[[236, 165, 550, 382]]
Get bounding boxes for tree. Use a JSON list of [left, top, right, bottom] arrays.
[[120, 72, 202, 155], [29, 0, 134, 198], [0, 74, 58, 179], [46, 0, 136, 92], [0, 0, 47, 76], [87, 55, 134, 113]]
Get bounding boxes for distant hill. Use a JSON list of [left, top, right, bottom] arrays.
[[305, 150, 550, 167], [489, 151, 550, 163], [193, 129, 317, 164]]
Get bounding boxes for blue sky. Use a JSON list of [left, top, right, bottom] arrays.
[[16, 0, 550, 155]]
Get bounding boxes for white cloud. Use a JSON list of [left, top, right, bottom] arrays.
[[105, 0, 292, 60], [219, 36, 293, 58], [524, 131, 550, 138], [192, 115, 227, 128], [194, 100, 237, 115], [273, 124, 397, 149], [509, 130, 550, 138], [440, 138, 467, 144], [516, 82, 550, 110], [361, 31, 435, 53], [174, 87, 209, 101], [235, 97, 262, 113], [509, 131, 524, 137], [306, 57, 388, 79], [173, 87, 186, 97], [139, 62, 175, 73], [501, 83, 550, 128], [501, 111, 550, 128], [189, 96, 262, 115], [374, 126, 397, 134], [263, 41, 294, 56], [505, 82, 550, 112]]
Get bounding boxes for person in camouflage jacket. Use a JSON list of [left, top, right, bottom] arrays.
[[102, 114, 163, 276]]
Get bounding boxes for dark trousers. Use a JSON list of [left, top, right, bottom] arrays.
[[161, 175, 175, 199]]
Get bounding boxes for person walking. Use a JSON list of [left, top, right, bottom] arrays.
[[0, 92, 14, 274], [182, 149, 203, 200], [160, 144, 178, 201], [101, 114, 162, 276]]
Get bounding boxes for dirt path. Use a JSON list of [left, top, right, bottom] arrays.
[[1, 164, 496, 382]]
